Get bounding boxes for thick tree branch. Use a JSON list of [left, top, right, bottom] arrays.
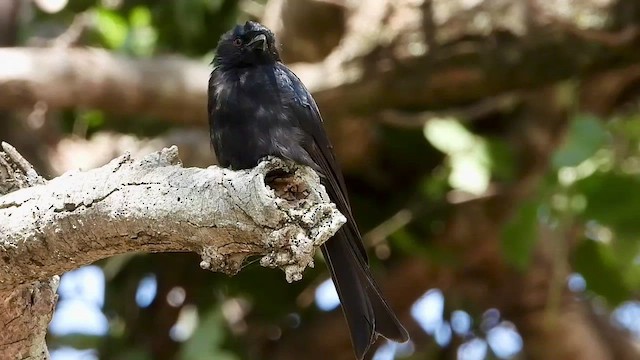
[[0, 143, 345, 358], [1, 142, 56, 360], [0, 145, 345, 289]]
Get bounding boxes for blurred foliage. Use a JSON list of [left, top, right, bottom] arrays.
[[35, 0, 242, 138], [12, 0, 640, 359], [180, 308, 239, 360], [538, 111, 640, 305], [501, 199, 539, 270], [552, 114, 607, 168], [424, 118, 491, 195]]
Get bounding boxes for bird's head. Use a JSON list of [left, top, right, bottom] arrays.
[[213, 21, 280, 68]]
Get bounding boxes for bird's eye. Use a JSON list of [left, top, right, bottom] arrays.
[[233, 38, 243, 47]]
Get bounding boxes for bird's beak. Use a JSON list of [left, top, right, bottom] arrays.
[[247, 34, 267, 52]]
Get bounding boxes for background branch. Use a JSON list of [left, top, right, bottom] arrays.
[[1, 0, 639, 125]]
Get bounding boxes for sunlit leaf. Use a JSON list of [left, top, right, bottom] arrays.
[[501, 200, 539, 270], [552, 114, 606, 169], [129, 6, 151, 27], [424, 118, 490, 194], [78, 110, 104, 130], [424, 117, 475, 155], [449, 150, 490, 195], [95, 8, 128, 49]]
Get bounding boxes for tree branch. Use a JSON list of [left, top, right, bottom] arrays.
[[1, 144, 345, 288], [1, 142, 56, 360], [1, 0, 639, 174], [0, 143, 345, 358], [0, 48, 209, 125], [1, 0, 639, 126]]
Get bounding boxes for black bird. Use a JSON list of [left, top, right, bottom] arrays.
[[208, 21, 409, 359]]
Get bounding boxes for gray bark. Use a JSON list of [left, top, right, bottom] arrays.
[[1, 142, 57, 360], [0, 142, 345, 359]]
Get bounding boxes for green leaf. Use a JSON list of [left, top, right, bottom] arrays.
[[552, 114, 606, 169], [623, 262, 640, 292], [575, 172, 640, 236], [611, 235, 640, 268], [95, 8, 129, 49], [129, 6, 151, 27], [79, 110, 104, 130], [609, 235, 640, 291], [501, 200, 539, 270], [487, 137, 516, 181], [420, 170, 448, 201], [449, 151, 490, 194], [573, 240, 629, 305]]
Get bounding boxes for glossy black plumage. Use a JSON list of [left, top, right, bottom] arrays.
[[208, 21, 409, 359]]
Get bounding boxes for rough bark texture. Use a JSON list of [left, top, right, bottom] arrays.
[[0, 142, 57, 360], [0, 143, 345, 358]]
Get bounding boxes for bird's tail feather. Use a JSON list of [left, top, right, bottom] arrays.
[[321, 230, 409, 360]]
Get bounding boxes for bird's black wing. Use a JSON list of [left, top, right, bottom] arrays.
[[208, 67, 227, 167], [273, 63, 367, 261], [274, 63, 409, 359]]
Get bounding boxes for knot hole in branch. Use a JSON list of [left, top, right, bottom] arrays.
[[264, 168, 309, 201]]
